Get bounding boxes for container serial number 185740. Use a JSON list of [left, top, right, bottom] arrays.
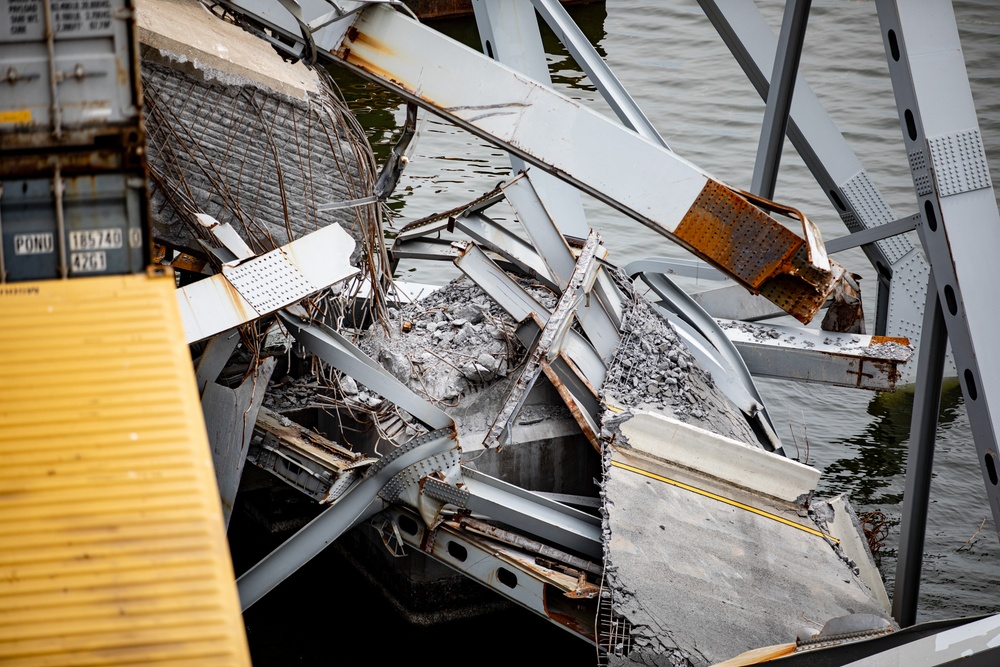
[[69, 228, 123, 251]]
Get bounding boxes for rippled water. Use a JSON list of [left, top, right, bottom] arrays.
[[330, 0, 1000, 625]]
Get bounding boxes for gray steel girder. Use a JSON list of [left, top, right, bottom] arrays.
[[876, 0, 1000, 622], [877, 0, 1000, 535], [237, 427, 459, 610]]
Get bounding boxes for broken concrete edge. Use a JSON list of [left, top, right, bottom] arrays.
[[596, 417, 699, 665], [614, 408, 819, 506], [597, 409, 894, 666], [136, 0, 319, 102], [718, 318, 913, 362], [812, 494, 893, 616]]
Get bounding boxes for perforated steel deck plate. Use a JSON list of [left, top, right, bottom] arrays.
[[674, 181, 802, 290], [223, 249, 319, 314]]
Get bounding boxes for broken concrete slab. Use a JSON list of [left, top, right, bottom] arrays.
[[616, 411, 818, 506], [599, 407, 894, 667], [138, 0, 380, 267], [136, 0, 318, 101]]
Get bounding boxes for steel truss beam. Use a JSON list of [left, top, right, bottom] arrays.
[[471, 0, 588, 237], [751, 0, 810, 200], [698, 0, 928, 343], [237, 427, 459, 610], [876, 0, 1000, 624]]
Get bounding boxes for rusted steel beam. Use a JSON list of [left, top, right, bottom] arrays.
[[483, 231, 602, 449], [456, 515, 602, 576]]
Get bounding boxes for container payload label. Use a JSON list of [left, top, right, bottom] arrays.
[[13, 233, 54, 255], [5, 0, 114, 37], [0, 109, 32, 124]]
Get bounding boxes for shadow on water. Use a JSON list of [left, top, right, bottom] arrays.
[[822, 379, 965, 507], [230, 506, 597, 665]]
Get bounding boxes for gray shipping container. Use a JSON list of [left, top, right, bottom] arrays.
[[0, 0, 141, 150], [1, 172, 147, 280], [0, 0, 150, 282]]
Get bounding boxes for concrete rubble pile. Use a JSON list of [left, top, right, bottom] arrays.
[[602, 284, 761, 446]]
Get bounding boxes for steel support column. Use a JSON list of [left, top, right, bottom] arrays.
[[751, 0, 810, 200], [892, 273, 947, 627], [471, 0, 588, 237], [530, 0, 668, 149]]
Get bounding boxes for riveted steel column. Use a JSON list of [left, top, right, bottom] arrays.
[[877, 0, 1000, 560]]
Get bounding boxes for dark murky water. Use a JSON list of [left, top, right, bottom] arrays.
[[243, 2, 1000, 662]]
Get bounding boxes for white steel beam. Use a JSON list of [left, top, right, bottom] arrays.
[[720, 319, 912, 393], [176, 223, 358, 343]]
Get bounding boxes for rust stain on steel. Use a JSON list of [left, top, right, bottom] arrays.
[[564, 572, 602, 600], [844, 358, 902, 392], [541, 359, 600, 452], [543, 588, 598, 639], [676, 181, 849, 324], [757, 245, 843, 325], [871, 335, 910, 346], [218, 274, 259, 321], [170, 252, 206, 273], [674, 181, 803, 290], [255, 407, 366, 466], [822, 273, 865, 334], [337, 28, 409, 95], [867, 359, 903, 391]]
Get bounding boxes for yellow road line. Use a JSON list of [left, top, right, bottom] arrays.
[[610, 460, 839, 544]]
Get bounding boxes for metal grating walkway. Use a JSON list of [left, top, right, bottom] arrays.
[[0, 271, 250, 666]]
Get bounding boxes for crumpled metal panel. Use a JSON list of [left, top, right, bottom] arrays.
[[0, 271, 249, 666], [675, 181, 845, 324], [674, 180, 803, 290]]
